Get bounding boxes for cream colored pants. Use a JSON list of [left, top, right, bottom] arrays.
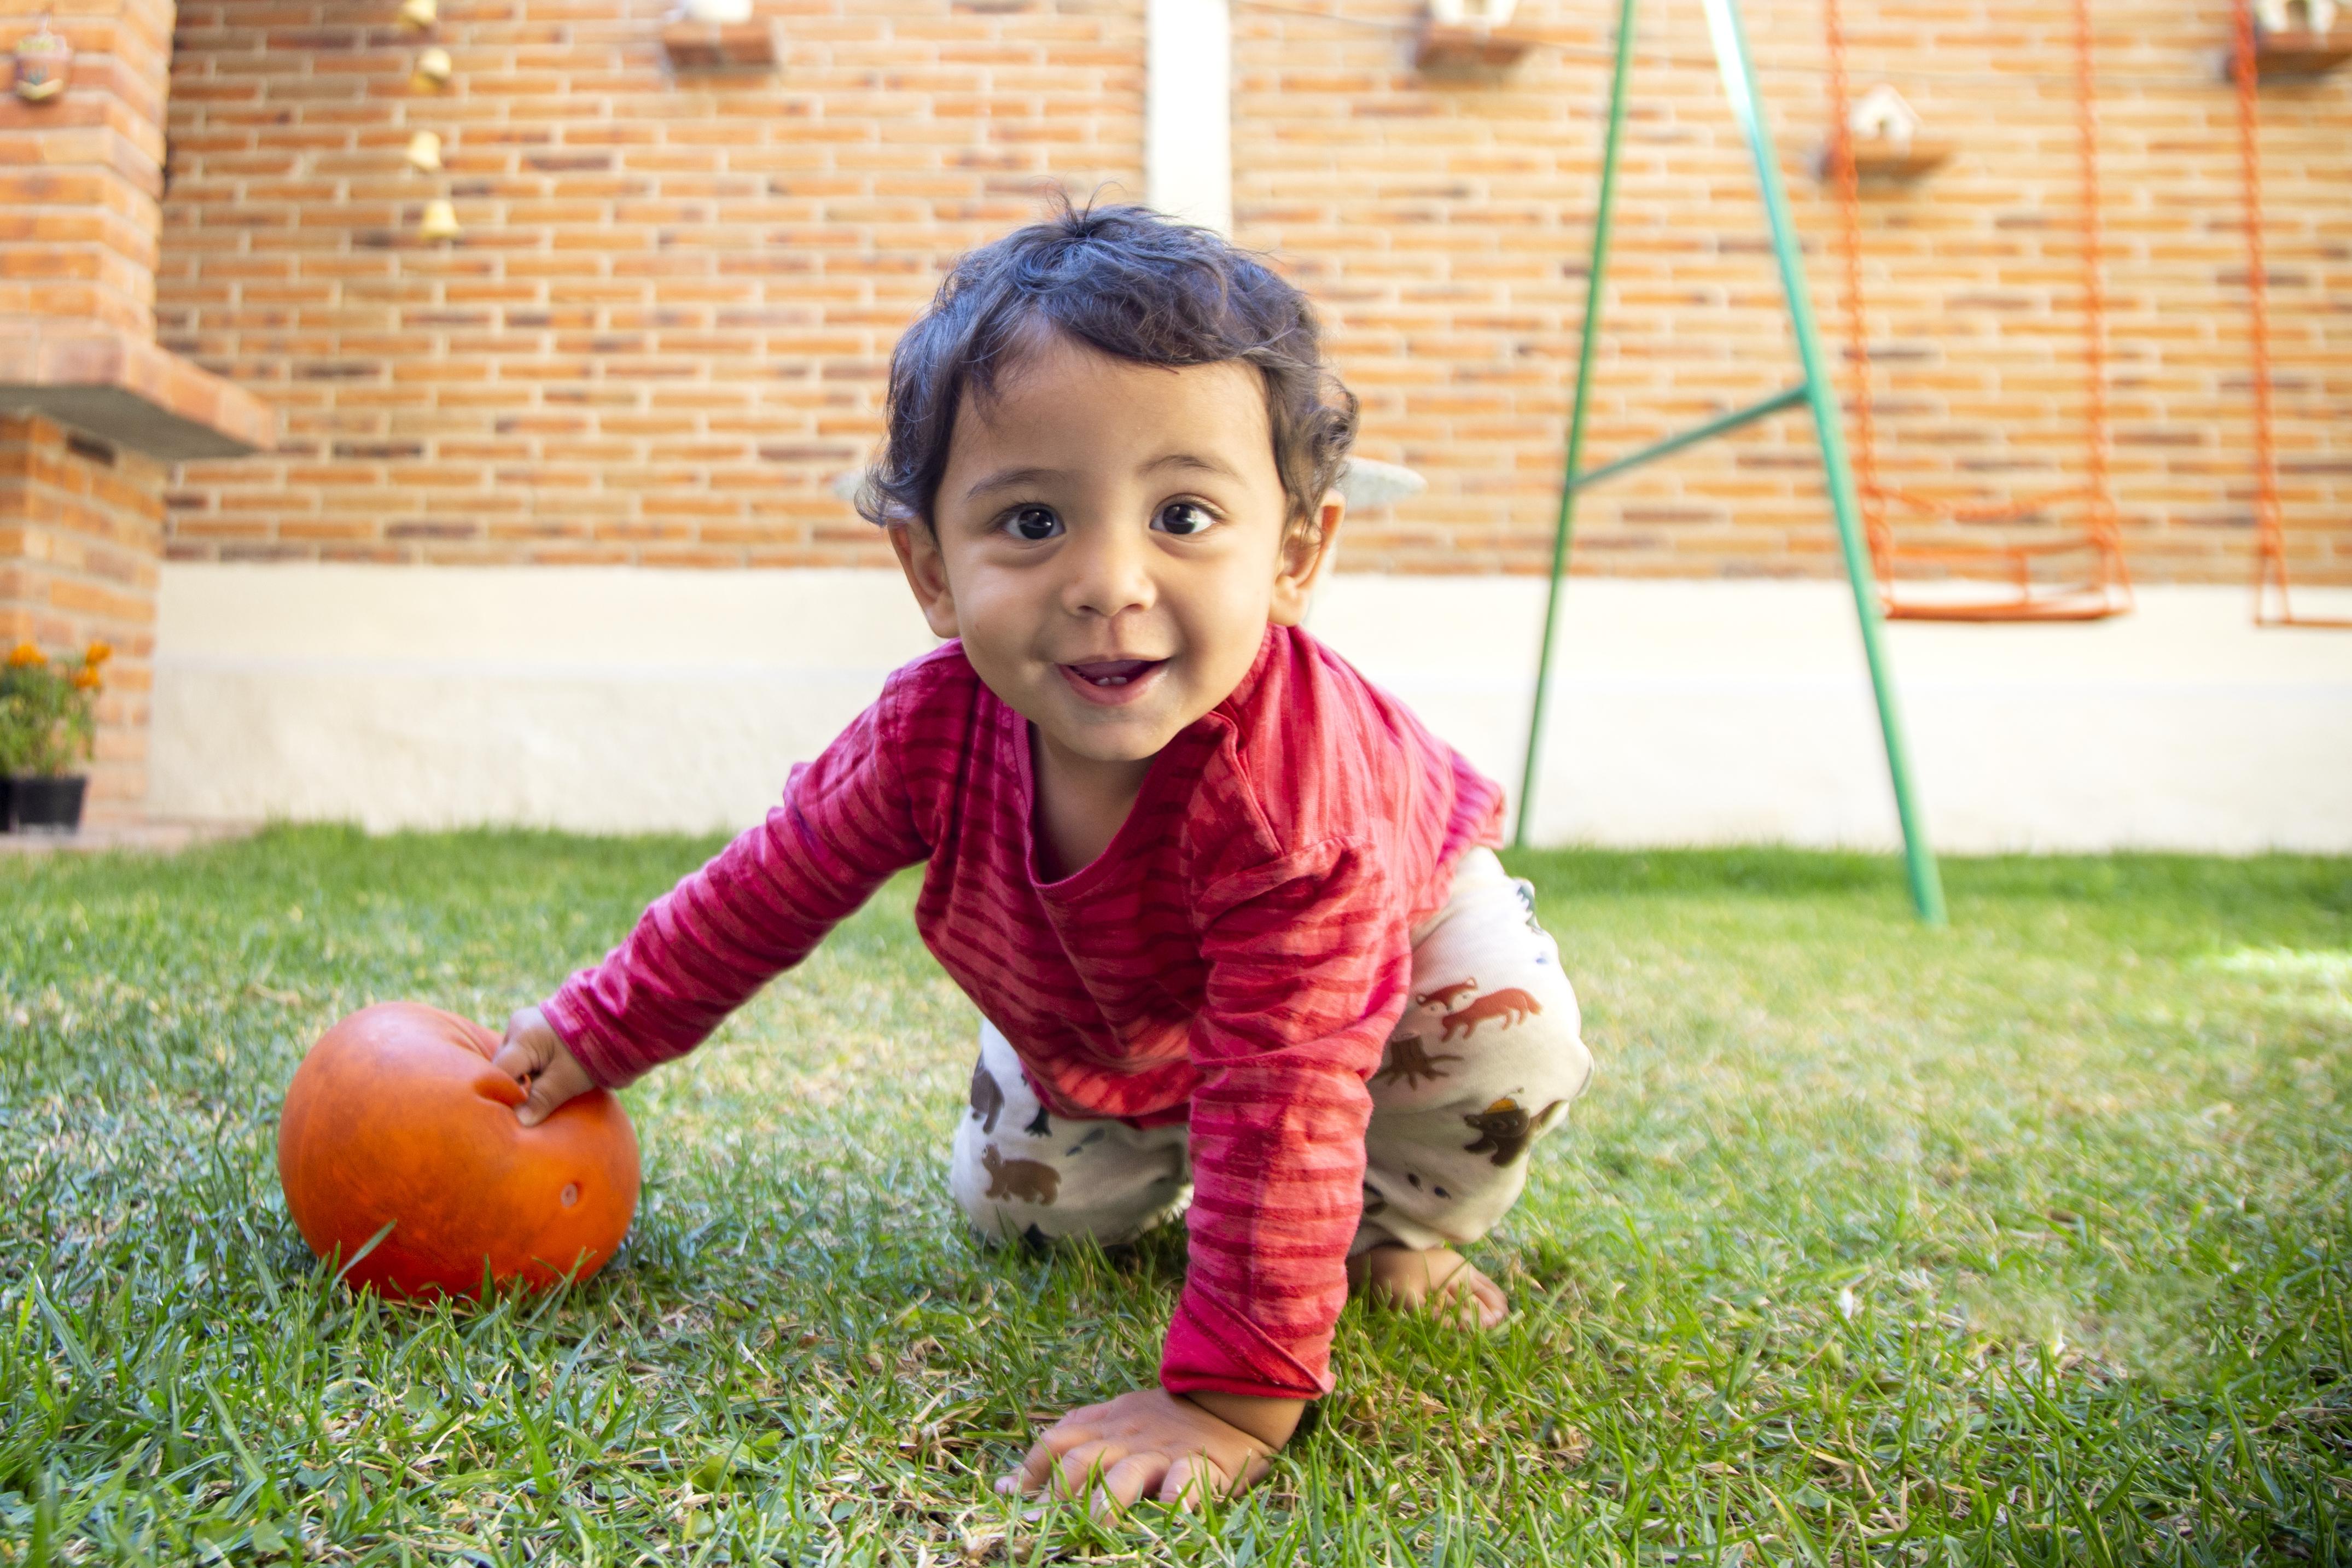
[[948, 848, 1592, 1255]]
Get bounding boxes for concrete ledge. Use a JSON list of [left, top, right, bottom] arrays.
[[0, 319, 272, 460], [147, 567, 2352, 852], [0, 816, 257, 856], [1320, 579, 2352, 854]]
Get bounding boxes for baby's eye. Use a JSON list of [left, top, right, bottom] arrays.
[[1154, 502, 1216, 537], [1004, 505, 1062, 542]]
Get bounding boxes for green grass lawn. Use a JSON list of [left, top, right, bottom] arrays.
[[2, 828, 2348, 1565]]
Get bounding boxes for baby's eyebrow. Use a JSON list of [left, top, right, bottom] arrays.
[[962, 465, 1066, 502], [1145, 452, 1242, 482]]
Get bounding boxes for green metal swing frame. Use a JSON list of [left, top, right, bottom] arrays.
[[1511, 0, 1948, 925]]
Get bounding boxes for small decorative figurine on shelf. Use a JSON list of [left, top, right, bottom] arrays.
[[1849, 83, 1924, 151], [11, 15, 70, 104], [2255, 0, 2336, 36], [1820, 83, 1953, 181], [1416, 0, 1534, 71], [1428, 0, 1518, 24]]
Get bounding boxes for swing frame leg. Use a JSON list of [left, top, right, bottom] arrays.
[[1513, 0, 1948, 927], [1514, 0, 1635, 866]]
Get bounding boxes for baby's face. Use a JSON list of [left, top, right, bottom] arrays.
[[894, 333, 1331, 774]]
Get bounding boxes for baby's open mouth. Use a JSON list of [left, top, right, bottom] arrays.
[[1063, 658, 1163, 689]]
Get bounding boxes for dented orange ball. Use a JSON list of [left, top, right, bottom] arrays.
[[277, 1001, 640, 1298]]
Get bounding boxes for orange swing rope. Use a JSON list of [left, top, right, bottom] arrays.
[[1824, 0, 2133, 621], [2234, 0, 2349, 628]]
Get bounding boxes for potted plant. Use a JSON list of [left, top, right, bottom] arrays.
[[1, 640, 108, 833]]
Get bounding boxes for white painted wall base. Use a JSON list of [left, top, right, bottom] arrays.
[[152, 566, 2352, 852], [1317, 578, 2352, 855]]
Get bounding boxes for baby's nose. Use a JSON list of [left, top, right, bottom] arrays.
[[1059, 526, 1156, 618]]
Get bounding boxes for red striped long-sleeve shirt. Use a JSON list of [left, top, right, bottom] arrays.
[[545, 623, 1505, 1400]]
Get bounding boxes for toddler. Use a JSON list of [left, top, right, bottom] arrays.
[[494, 204, 1592, 1511]]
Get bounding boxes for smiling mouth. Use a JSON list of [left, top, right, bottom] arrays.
[[1063, 658, 1165, 689]]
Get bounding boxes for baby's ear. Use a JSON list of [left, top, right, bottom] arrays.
[[889, 520, 962, 640], [1268, 491, 1344, 627]]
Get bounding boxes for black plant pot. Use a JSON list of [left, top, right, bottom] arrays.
[[4, 775, 86, 833]]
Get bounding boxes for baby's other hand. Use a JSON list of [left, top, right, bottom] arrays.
[[490, 1006, 595, 1127], [1001, 1388, 1293, 1515]]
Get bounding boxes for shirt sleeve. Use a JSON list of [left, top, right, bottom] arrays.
[[543, 676, 932, 1088], [1160, 836, 1408, 1403]]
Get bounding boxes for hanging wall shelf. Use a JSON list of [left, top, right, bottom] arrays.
[[2251, 26, 2349, 73], [662, 20, 776, 70], [1814, 135, 1955, 181], [1413, 24, 1539, 71]]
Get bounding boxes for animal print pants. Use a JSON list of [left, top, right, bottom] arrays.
[[947, 848, 1592, 1257]]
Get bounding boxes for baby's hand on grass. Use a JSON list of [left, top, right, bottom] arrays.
[[1001, 1388, 1297, 1515], [490, 1006, 595, 1127]]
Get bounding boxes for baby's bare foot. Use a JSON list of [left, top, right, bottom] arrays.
[[1346, 1244, 1508, 1330]]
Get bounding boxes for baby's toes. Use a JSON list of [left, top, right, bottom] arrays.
[[1463, 1267, 1510, 1330], [1429, 1258, 1508, 1331]]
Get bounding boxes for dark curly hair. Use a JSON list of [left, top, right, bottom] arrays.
[[857, 201, 1358, 540]]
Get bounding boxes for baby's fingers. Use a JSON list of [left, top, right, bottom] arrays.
[[515, 1052, 591, 1127], [1094, 1453, 1171, 1518], [1000, 1401, 1120, 1496], [1005, 1424, 1096, 1497], [1001, 1433, 1058, 1496], [1156, 1453, 1232, 1512], [491, 1007, 554, 1082], [487, 1041, 543, 1085], [1051, 1442, 1132, 1502]]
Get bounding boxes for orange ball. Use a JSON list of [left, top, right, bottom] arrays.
[[277, 1001, 641, 1298]]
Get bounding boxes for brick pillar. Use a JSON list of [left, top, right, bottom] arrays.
[[0, 414, 162, 815], [0, 0, 174, 339], [2, 0, 267, 820]]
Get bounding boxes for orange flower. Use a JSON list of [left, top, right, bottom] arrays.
[[84, 640, 112, 667], [7, 642, 44, 668], [72, 667, 102, 690]]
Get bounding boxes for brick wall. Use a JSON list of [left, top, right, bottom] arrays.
[[1238, 0, 2349, 581], [156, 0, 1143, 566], [156, 0, 2349, 583], [2, 0, 178, 338], [0, 413, 163, 811]]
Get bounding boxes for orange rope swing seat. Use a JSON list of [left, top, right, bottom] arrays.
[[2232, 0, 2350, 629], [1823, 0, 2133, 622]]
